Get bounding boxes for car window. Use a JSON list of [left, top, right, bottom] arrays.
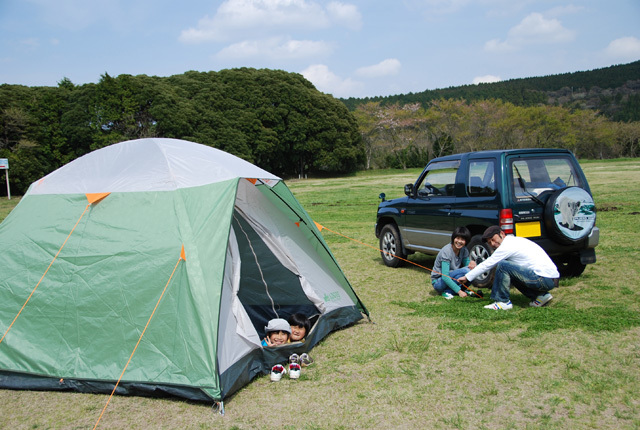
[[467, 160, 496, 197], [511, 157, 581, 198], [417, 160, 459, 197]]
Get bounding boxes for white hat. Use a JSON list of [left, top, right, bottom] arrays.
[[264, 318, 291, 334]]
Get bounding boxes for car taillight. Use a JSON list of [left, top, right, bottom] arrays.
[[499, 209, 514, 234]]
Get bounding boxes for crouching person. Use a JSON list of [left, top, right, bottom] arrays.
[[457, 225, 559, 310], [431, 227, 476, 299]]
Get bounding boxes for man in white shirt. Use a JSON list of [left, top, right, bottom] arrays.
[[457, 225, 559, 310]]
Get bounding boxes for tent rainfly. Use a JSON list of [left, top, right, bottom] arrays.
[[0, 138, 368, 404]]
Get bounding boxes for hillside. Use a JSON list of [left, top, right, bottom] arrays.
[[341, 60, 640, 121]]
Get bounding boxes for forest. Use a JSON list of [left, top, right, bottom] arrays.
[[0, 69, 363, 194], [342, 60, 640, 122], [1, 62, 640, 195]]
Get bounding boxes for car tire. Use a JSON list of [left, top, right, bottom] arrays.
[[467, 235, 494, 288], [379, 224, 406, 268], [544, 187, 596, 245], [554, 255, 586, 278]]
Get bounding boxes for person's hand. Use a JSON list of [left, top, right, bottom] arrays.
[[458, 290, 468, 298], [468, 260, 477, 270], [264, 337, 274, 347], [457, 276, 468, 284]]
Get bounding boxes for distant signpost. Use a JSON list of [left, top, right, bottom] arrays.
[[0, 158, 10, 200]]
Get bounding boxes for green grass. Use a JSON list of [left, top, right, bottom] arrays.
[[1, 159, 640, 429]]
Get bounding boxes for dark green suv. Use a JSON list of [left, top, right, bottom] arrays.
[[375, 149, 598, 287]]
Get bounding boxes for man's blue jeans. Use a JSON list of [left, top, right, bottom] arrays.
[[432, 267, 470, 295], [491, 261, 556, 302]]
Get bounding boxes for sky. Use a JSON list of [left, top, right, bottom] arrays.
[[1, 0, 639, 99]]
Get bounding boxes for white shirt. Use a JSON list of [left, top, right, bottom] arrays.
[[465, 235, 559, 282]]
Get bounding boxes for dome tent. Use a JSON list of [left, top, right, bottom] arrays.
[[0, 138, 367, 404]]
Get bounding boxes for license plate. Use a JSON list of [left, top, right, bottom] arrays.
[[516, 221, 541, 238]]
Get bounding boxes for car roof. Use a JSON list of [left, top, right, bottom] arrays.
[[430, 148, 573, 163]]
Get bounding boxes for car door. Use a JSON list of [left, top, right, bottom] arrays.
[[454, 158, 500, 230], [400, 160, 459, 253]]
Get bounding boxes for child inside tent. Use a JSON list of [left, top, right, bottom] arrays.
[[261, 318, 291, 347]]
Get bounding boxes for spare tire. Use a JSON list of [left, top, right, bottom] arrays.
[[544, 187, 596, 245]]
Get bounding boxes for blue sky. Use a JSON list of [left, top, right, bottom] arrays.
[[1, 0, 639, 98]]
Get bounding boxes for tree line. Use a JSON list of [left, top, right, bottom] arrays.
[[353, 99, 640, 170], [0, 68, 364, 194], [342, 60, 640, 122], [1, 66, 640, 196]]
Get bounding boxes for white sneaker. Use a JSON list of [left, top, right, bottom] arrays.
[[442, 292, 454, 300], [270, 364, 286, 382], [288, 363, 301, 379], [484, 301, 513, 310], [530, 293, 553, 307]]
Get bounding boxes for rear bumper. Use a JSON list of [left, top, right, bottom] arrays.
[[587, 226, 599, 248]]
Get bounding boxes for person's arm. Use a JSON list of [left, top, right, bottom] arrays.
[[441, 261, 467, 296], [440, 261, 460, 293], [462, 256, 476, 269], [460, 239, 513, 283]]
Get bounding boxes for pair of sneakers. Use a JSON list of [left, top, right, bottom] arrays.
[[483, 293, 553, 310], [270, 355, 303, 382]]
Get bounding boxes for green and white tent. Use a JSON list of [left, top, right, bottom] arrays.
[[0, 138, 367, 403]]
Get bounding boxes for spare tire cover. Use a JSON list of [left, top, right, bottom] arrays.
[[544, 187, 596, 244]]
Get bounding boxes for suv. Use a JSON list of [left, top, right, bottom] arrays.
[[375, 149, 599, 287]]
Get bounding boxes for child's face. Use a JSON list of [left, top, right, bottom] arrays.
[[453, 236, 467, 251], [290, 325, 306, 342], [268, 330, 289, 345]]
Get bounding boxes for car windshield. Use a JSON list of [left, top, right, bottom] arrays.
[[511, 156, 581, 199]]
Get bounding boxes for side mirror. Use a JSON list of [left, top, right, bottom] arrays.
[[378, 192, 386, 202], [404, 183, 414, 197]]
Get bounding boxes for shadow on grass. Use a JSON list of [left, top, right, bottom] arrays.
[[393, 295, 640, 337]]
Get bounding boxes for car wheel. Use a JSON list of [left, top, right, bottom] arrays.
[[467, 235, 494, 288], [544, 187, 596, 245], [379, 224, 406, 267], [554, 255, 586, 278]]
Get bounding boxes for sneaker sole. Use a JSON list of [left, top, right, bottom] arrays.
[[530, 295, 553, 307]]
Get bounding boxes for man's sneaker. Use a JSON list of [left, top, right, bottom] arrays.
[[530, 293, 553, 307], [299, 353, 314, 367], [442, 292, 454, 300], [288, 363, 301, 379], [484, 301, 513, 310], [270, 364, 286, 382]]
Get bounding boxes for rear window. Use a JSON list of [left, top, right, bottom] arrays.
[[511, 156, 582, 199]]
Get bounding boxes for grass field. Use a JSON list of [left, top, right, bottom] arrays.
[[1, 159, 639, 429]]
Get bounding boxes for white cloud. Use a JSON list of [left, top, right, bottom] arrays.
[[604, 36, 640, 61], [509, 13, 575, 43], [217, 37, 333, 60], [301, 64, 363, 97], [484, 12, 575, 52], [327, 1, 362, 30], [484, 38, 514, 53], [355, 59, 401, 78], [179, 0, 359, 44], [472, 75, 501, 85]]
